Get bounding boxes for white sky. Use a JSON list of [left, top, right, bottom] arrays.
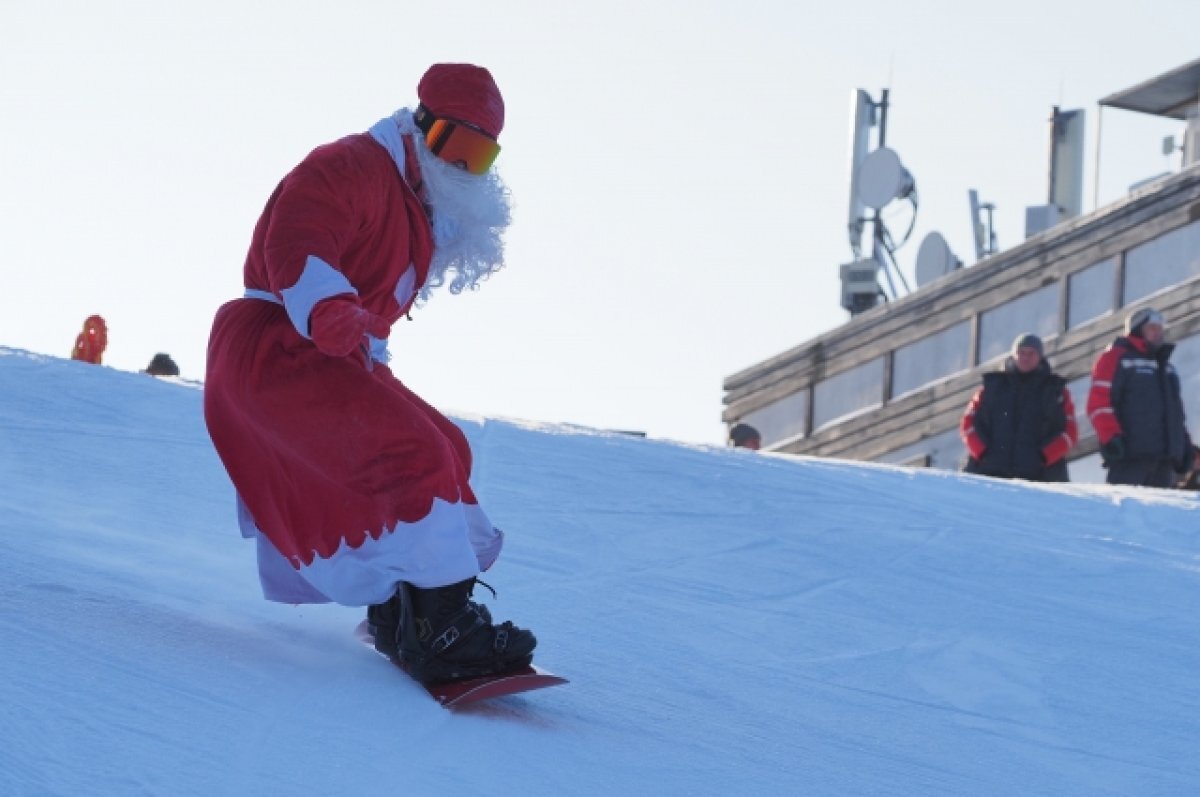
[[2, 1, 1198, 444], [5, 347, 1200, 793]]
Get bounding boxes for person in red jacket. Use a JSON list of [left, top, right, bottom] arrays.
[[960, 333, 1077, 481], [204, 64, 535, 684], [1087, 307, 1194, 487], [70, 315, 108, 364]]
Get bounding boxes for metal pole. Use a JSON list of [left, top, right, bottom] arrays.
[[984, 203, 997, 255], [871, 89, 893, 298], [1048, 105, 1060, 206], [877, 89, 890, 146], [875, 244, 898, 300], [1092, 104, 1104, 212]]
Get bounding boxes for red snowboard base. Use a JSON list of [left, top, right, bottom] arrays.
[[354, 619, 567, 709]]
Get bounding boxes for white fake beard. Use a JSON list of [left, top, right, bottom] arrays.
[[414, 140, 513, 302]]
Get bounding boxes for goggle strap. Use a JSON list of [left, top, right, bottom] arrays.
[[413, 105, 435, 135]]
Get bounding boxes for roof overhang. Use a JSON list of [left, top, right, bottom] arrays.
[[1099, 56, 1200, 120]]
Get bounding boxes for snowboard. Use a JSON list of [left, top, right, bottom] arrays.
[[353, 619, 567, 709]]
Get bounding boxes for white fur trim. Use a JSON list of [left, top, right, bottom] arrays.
[[280, 255, 356, 339], [367, 109, 420, 180], [239, 494, 502, 605]]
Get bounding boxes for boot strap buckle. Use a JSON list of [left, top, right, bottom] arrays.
[[431, 605, 486, 654]]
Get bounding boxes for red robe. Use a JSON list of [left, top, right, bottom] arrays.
[[204, 120, 501, 605]]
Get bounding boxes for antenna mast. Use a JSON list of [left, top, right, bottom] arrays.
[[841, 88, 918, 315]]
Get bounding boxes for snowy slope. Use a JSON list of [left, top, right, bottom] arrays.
[[2, 346, 1200, 796]]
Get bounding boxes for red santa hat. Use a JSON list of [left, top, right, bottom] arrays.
[[417, 63, 505, 140]]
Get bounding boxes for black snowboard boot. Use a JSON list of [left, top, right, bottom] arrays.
[[397, 577, 536, 684], [366, 592, 403, 658]]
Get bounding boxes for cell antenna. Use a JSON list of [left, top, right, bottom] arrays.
[[968, 189, 997, 261], [846, 90, 876, 258], [840, 88, 919, 315]]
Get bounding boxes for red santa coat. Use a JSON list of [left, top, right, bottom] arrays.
[[204, 116, 502, 606]]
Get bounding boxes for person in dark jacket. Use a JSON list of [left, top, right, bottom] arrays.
[[1087, 307, 1194, 487], [960, 333, 1078, 482]]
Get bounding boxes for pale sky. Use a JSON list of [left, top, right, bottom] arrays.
[[3, 0, 1198, 444]]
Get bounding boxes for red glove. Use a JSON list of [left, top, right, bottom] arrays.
[[308, 296, 389, 357]]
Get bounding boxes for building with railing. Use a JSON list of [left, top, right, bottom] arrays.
[[722, 58, 1200, 483]]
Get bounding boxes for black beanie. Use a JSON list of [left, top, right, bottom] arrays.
[[729, 423, 761, 446], [1011, 333, 1044, 357]]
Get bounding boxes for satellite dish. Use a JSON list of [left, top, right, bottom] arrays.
[[855, 146, 914, 210], [914, 231, 961, 287]]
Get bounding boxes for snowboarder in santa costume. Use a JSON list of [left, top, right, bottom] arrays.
[[204, 63, 536, 684]]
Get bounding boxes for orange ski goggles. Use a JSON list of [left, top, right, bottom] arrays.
[[417, 109, 501, 175]]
